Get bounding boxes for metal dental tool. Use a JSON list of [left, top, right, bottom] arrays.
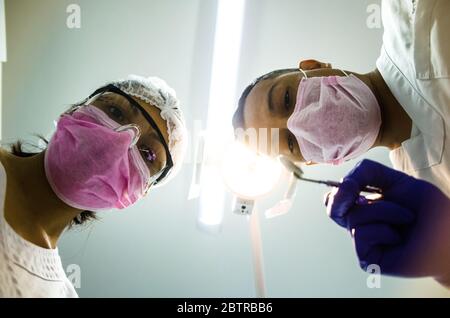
[[278, 155, 383, 195]]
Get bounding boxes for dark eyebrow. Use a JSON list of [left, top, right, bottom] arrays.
[[141, 131, 167, 166], [125, 99, 165, 150], [148, 130, 167, 157], [267, 81, 279, 114]]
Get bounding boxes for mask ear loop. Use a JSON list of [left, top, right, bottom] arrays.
[[299, 68, 308, 79], [65, 94, 100, 115], [340, 69, 350, 77], [115, 124, 154, 194], [115, 124, 141, 147]]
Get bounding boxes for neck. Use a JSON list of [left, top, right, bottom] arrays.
[[365, 69, 412, 150], [2, 150, 82, 248]]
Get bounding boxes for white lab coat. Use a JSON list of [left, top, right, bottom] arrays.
[[377, 0, 450, 198]]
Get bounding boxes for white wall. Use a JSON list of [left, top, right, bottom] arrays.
[[0, 0, 5, 62], [2, 0, 449, 297], [0, 0, 5, 139], [0, 62, 3, 140]]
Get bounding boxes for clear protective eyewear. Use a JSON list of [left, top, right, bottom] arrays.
[[82, 84, 173, 187]]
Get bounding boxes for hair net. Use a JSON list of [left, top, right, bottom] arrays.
[[109, 75, 187, 186]]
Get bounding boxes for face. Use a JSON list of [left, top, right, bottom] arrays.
[[88, 91, 170, 180], [243, 62, 351, 163]]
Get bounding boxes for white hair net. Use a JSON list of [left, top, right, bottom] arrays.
[[110, 75, 187, 186]]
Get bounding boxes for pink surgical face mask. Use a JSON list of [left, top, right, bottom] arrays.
[[44, 105, 151, 211], [286, 70, 381, 165]]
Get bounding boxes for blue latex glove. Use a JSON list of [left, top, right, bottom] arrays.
[[325, 159, 450, 285]]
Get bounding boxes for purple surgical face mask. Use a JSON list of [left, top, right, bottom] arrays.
[[286, 69, 381, 165], [44, 105, 151, 211]]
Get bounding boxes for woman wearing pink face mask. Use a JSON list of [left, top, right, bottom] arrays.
[[233, 56, 449, 199], [233, 0, 450, 289], [0, 75, 187, 297]]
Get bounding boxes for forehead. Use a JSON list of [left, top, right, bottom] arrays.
[[243, 72, 298, 130], [239, 76, 281, 152], [243, 77, 276, 130]]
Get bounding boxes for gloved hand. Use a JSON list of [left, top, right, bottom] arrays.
[[325, 159, 450, 286]]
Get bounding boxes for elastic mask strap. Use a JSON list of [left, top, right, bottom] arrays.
[[340, 69, 350, 77], [65, 97, 96, 115], [115, 124, 141, 147], [299, 68, 308, 79]]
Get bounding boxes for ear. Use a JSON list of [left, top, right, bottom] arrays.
[[299, 59, 332, 70]]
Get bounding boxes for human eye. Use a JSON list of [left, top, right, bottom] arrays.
[[284, 88, 291, 111], [108, 105, 125, 122]]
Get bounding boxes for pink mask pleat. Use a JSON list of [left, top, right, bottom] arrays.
[[287, 74, 381, 165], [44, 105, 150, 211]]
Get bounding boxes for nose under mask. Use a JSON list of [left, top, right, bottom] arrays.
[[286, 70, 381, 165], [44, 105, 151, 211]]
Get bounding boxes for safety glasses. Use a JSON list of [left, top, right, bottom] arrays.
[[87, 84, 173, 186]]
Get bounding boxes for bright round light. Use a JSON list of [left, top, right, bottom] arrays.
[[221, 142, 282, 199]]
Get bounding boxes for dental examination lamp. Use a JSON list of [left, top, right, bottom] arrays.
[[221, 142, 282, 216], [221, 142, 283, 298]]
